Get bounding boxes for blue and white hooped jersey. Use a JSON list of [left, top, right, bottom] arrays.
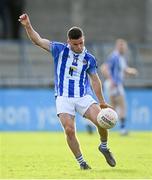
[[106, 51, 127, 85], [49, 41, 97, 97]]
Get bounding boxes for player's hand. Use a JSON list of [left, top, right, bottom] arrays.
[[18, 13, 30, 27], [131, 68, 138, 76], [126, 67, 138, 76], [100, 102, 113, 109]]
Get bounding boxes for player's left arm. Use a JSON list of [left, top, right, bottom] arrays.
[[89, 73, 112, 109]]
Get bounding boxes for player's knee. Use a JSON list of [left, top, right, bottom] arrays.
[[64, 126, 75, 137]]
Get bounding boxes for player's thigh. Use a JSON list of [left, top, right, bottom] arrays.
[[84, 103, 101, 126], [113, 95, 126, 118], [110, 95, 117, 108], [110, 93, 126, 108], [116, 95, 126, 110]]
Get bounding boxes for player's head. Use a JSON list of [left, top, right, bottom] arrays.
[[115, 39, 128, 55], [67, 26, 85, 54]]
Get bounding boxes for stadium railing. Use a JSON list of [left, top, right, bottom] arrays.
[[0, 40, 152, 88]]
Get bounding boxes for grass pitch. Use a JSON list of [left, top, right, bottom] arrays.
[[0, 131, 152, 179]]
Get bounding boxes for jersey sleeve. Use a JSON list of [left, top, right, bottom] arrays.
[[49, 41, 65, 61], [87, 56, 98, 75]]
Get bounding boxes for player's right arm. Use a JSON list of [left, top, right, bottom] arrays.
[[100, 63, 111, 80], [19, 13, 50, 52]]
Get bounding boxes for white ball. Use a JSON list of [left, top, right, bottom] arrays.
[[97, 108, 118, 129]]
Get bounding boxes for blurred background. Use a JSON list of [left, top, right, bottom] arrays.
[[0, 0, 152, 131]]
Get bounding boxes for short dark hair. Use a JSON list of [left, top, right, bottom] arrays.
[[67, 26, 84, 39]]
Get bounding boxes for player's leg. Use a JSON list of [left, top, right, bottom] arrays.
[[58, 113, 91, 169], [84, 103, 116, 167], [56, 96, 91, 169], [59, 113, 81, 157], [83, 103, 107, 140], [116, 95, 128, 135], [110, 85, 128, 135]]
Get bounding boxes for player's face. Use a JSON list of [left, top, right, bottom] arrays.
[[116, 41, 128, 55], [68, 37, 85, 53]]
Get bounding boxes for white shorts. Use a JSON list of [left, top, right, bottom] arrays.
[[56, 95, 97, 116], [104, 80, 125, 97], [111, 85, 124, 96]]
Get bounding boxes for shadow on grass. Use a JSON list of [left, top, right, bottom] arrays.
[[72, 168, 142, 180], [93, 168, 138, 174]]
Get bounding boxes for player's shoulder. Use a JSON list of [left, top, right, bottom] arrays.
[[52, 41, 67, 48], [51, 41, 68, 54], [85, 50, 97, 62], [112, 51, 120, 59], [107, 51, 119, 62]]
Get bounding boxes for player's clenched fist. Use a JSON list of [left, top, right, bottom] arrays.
[[18, 14, 30, 26]]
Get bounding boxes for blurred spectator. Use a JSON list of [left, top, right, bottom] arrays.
[[0, 0, 9, 39], [100, 39, 138, 135], [7, 0, 25, 39]]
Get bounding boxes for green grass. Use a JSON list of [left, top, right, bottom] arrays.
[[0, 131, 152, 179]]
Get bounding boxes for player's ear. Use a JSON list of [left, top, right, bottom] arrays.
[[83, 36, 85, 41], [67, 38, 70, 43], [67, 38, 72, 46]]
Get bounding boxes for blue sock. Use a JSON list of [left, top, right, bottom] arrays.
[[76, 154, 85, 165], [101, 141, 107, 149], [120, 118, 125, 129]]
